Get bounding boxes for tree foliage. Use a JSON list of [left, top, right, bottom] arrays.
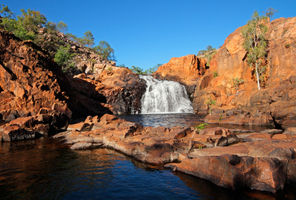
[[197, 45, 216, 65], [54, 45, 75, 73], [242, 11, 268, 90], [57, 21, 67, 33], [0, 5, 47, 40], [0, 4, 13, 18], [79, 31, 94, 47], [265, 8, 278, 21], [93, 40, 115, 61], [130, 66, 145, 75], [0, 4, 116, 70], [129, 64, 161, 75]]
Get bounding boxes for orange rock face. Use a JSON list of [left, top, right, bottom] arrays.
[[0, 30, 73, 133], [73, 66, 146, 114], [0, 30, 112, 138], [191, 17, 296, 127], [154, 55, 207, 97]]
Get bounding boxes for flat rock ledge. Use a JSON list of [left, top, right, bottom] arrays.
[[54, 114, 296, 193]]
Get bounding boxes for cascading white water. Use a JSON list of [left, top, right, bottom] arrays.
[[140, 75, 193, 114]]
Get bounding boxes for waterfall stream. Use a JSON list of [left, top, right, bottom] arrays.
[[140, 75, 193, 114]]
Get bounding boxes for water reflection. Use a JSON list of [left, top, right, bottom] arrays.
[[0, 139, 116, 200], [1, 138, 295, 200], [174, 171, 296, 200], [119, 113, 272, 131]]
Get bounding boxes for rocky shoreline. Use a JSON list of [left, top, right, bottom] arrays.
[[50, 113, 296, 193]]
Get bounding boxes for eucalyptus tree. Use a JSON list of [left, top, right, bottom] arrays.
[[242, 11, 268, 90]]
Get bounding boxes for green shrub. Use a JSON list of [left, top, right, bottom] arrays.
[[54, 45, 75, 72], [232, 78, 244, 90], [213, 71, 218, 78], [195, 123, 208, 132], [206, 98, 216, 106]]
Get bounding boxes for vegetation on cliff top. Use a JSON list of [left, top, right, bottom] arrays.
[[120, 64, 161, 75], [197, 45, 216, 65], [0, 4, 115, 74]]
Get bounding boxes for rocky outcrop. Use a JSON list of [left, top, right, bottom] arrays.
[[73, 67, 146, 114], [37, 28, 116, 75], [55, 114, 296, 193], [154, 55, 207, 98], [0, 30, 71, 124], [192, 17, 296, 127], [0, 29, 110, 140]]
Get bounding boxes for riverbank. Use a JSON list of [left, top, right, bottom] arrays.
[[4, 138, 295, 200], [54, 113, 296, 193]]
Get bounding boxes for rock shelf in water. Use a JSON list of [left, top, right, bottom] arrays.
[[54, 114, 296, 193]]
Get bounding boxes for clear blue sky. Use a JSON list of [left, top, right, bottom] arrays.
[[2, 0, 296, 70]]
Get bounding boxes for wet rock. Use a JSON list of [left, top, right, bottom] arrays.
[[56, 113, 296, 193], [1, 125, 36, 142], [70, 142, 103, 150], [166, 155, 286, 193]]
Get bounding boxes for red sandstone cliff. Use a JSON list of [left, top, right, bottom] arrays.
[[0, 30, 112, 141], [154, 55, 207, 97], [156, 17, 296, 128], [195, 17, 296, 127], [0, 29, 146, 141]]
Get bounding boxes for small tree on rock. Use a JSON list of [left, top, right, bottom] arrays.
[[93, 40, 115, 61], [57, 21, 67, 33], [265, 8, 278, 22], [242, 11, 268, 90]]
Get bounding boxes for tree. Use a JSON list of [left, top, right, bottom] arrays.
[[242, 11, 268, 90], [144, 64, 161, 74], [57, 21, 67, 33], [0, 6, 48, 40], [93, 40, 115, 61], [0, 4, 13, 18], [18, 9, 47, 33], [130, 66, 145, 75], [45, 21, 57, 31], [265, 8, 278, 21], [78, 31, 94, 47]]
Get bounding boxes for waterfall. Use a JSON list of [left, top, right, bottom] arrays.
[[140, 75, 193, 114]]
